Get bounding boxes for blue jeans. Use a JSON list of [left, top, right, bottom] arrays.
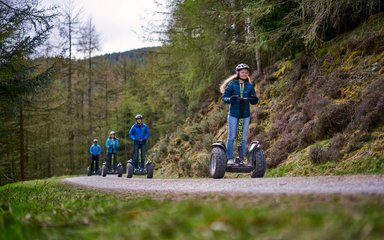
[[226, 115, 250, 160], [106, 151, 118, 172], [133, 141, 146, 169]]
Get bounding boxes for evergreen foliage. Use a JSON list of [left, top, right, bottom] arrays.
[[0, 0, 56, 181], [0, 0, 383, 183]]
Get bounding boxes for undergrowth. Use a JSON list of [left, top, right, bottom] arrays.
[[1, 178, 384, 239], [147, 13, 384, 178]]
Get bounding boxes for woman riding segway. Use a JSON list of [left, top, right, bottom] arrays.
[[221, 63, 258, 165]]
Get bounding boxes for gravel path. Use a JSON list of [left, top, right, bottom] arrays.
[[63, 175, 384, 195]]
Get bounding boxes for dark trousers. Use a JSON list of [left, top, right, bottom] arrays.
[[133, 141, 146, 169], [90, 155, 99, 172], [106, 151, 118, 172]]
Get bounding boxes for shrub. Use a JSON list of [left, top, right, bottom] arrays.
[[315, 101, 354, 138], [178, 131, 189, 142], [345, 131, 371, 153], [178, 155, 193, 177], [309, 144, 340, 164], [191, 152, 210, 177], [269, 109, 292, 139], [255, 107, 269, 121], [206, 108, 227, 133], [149, 137, 170, 163], [298, 121, 317, 148], [301, 92, 331, 122], [202, 133, 214, 152], [268, 133, 299, 167], [353, 79, 384, 131]]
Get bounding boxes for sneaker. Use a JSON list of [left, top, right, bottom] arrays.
[[238, 159, 244, 165], [134, 168, 138, 174], [227, 159, 235, 165]]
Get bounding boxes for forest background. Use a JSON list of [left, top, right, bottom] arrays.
[[1, 0, 383, 184]]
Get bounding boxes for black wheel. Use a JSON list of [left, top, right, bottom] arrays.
[[87, 167, 91, 176], [101, 165, 107, 177], [251, 149, 266, 178], [126, 163, 133, 178], [146, 162, 154, 179], [210, 146, 227, 179], [117, 164, 123, 177]]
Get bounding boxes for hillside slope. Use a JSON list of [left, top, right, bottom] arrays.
[[149, 13, 384, 177]]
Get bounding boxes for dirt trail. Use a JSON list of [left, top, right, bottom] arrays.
[[63, 175, 384, 195]]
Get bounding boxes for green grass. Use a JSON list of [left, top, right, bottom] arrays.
[[267, 149, 384, 177], [1, 178, 384, 239]]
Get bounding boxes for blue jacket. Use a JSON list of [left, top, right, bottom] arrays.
[[129, 123, 150, 142], [89, 144, 102, 156], [105, 137, 120, 153], [222, 80, 258, 118]]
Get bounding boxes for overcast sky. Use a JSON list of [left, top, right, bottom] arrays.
[[42, 0, 167, 55]]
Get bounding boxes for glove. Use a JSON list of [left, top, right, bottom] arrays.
[[230, 95, 240, 101]]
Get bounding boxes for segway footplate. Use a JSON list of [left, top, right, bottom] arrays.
[[226, 164, 253, 173]]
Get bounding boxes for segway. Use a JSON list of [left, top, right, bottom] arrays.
[[101, 154, 123, 177], [209, 97, 266, 178], [87, 166, 101, 176], [87, 156, 101, 176], [210, 140, 265, 178], [126, 159, 154, 178]]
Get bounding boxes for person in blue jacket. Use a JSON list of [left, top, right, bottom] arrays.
[[129, 114, 150, 173], [89, 139, 102, 173], [221, 63, 259, 165], [105, 131, 120, 173]]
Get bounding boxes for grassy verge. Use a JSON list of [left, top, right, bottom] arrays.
[[1, 178, 383, 240]]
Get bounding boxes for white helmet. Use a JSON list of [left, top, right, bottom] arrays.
[[93, 139, 98, 143], [110, 131, 115, 135], [235, 63, 250, 72], [135, 114, 143, 119]]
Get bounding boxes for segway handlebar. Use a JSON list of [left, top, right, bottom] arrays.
[[240, 96, 258, 100]]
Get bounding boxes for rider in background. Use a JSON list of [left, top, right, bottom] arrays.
[[221, 63, 258, 165], [129, 114, 150, 173], [89, 139, 102, 173], [105, 131, 120, 173]]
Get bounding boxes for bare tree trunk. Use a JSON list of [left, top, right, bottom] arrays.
[[255, 47, 262, 76], [19, 104, 25, 180], [60, 1, 82, 175], [39, 128, 43, 178], [68, 20, 75, 174], [48, 124, 52, 177], [123, 59, 127, 159], [105, 74, 108, 127], [10, 149, 15, 180], [81, 91, 85, 166], [88, 51, 92, 134], [78, 17, 100, 135]]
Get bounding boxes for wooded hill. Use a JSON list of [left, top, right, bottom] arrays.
[[1, 0, 383, 184], [147, 0, 384, 177]]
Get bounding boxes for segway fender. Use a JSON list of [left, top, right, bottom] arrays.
[[211, 140, 227, 152], [248, 141, 261, 153], [127, 159, 133, 164]]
